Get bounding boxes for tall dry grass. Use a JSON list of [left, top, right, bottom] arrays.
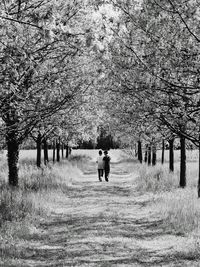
[[156, 188, 200, 234], [0, 151, 86, 260], [154, 187, 200, 257], [136, 165, 179, 192], [0, 160, 82, 223], [136, 161, 200, 251]]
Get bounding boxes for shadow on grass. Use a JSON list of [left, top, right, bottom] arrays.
[[10, 211, 200, 267]]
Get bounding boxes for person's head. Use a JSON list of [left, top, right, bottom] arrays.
[[99, 150, 102, 155], [104, 150, 108, 155]]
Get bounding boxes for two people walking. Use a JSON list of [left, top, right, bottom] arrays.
[[97, 150, 111, 182]]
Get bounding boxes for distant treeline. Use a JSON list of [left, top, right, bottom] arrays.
[[77, 133, 120, 150]]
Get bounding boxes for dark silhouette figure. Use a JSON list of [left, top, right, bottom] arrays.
[[103, 150, 111, 182]]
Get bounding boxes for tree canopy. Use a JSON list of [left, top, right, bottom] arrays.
[[1, 0, 200, 187]]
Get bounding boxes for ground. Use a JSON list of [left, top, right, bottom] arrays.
[[1, 153, 200, 267]]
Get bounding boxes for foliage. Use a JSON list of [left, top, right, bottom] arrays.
[[96, 124, 120, 149], [106, 0, 200, 144], [1, 1, 200, 186], [0, 0, 100, 184], [0, 0, 86, 139]]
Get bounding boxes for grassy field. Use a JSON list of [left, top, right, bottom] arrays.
[[0, 148, 200, 266]]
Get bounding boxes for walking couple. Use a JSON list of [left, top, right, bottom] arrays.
[[96, 150, 111, 182]]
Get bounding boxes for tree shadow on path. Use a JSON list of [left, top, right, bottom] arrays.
[[2, 162, 200, 267]]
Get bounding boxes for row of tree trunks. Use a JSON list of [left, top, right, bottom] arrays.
[[140, 139, 173, 171], [141, 139, 172, 173], [142, 143, 156, 166], [37, 133, 71, 167], [36, 133, 49, 167], [138, 138, 187, 189], [141, 137, 187, 189], [138, 142, 156, 166]]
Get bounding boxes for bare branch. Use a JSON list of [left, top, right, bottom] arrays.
[[167, 0, 200, 43], [0, 15, 43, 29]]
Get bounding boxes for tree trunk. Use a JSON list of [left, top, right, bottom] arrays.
[[66, 144, 69, 158], [144, 144, 148, 163], [147, 144, 151, 165], [53, 139, 56, 163], [6, 130, 19, 186], [36, 132, 42, 168], [61, 142, 64, 159], [161, 139, 165, 164], [56, 137, 60, 162], [152, 143, 156, 166], [169, 138, 174, 172], [43, 137, 49, 165], [180, 136, 186, 188], [137, 140, 142, 163]]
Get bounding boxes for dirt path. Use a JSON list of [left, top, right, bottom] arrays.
[[3, 161, 200, 267]]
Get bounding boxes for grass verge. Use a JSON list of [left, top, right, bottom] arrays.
[[136, 164, 178, 193], [136, 163, 200, 257], [0, 155, 86, 261]]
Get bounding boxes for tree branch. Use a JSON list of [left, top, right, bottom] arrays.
[[0, 15, 43, 29], [167, 0, 200, 43]]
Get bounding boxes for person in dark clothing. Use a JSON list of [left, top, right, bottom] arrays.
[[103, 150, 111, 182]]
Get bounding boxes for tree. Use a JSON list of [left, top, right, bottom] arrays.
[[95, 0, 200, 189], [0, 0, 93, 185]]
